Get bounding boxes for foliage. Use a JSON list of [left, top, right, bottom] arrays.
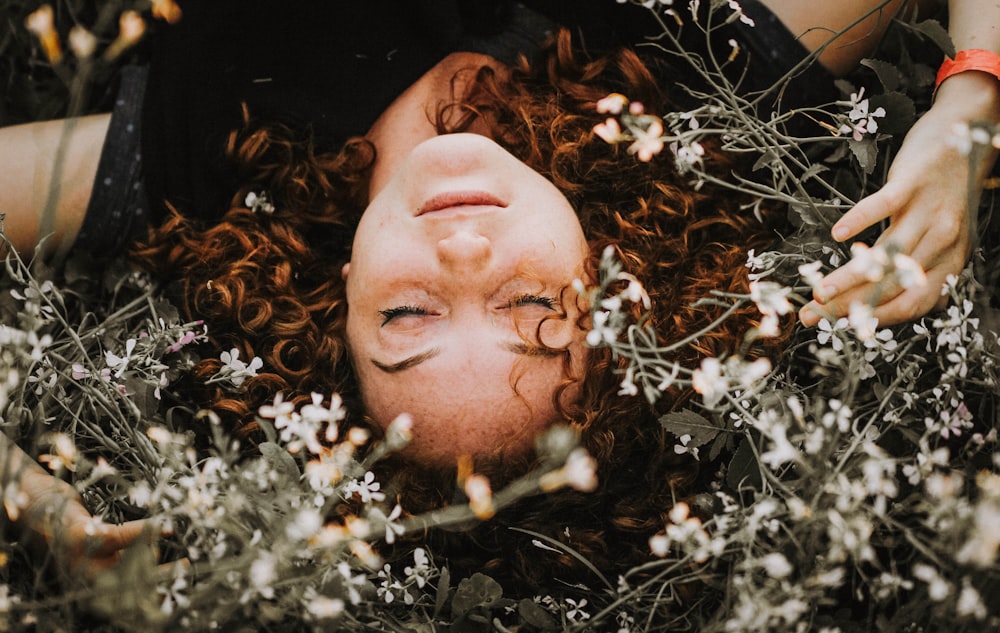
[[1, 0, 999, 632]]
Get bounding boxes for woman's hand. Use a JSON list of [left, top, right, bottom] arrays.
[[6, 438, 154, 579], [799, 71, 1000, 326], [20, 467, 152, 578]]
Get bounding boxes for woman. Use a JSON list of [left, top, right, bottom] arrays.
[[2, 0, 997, 590]]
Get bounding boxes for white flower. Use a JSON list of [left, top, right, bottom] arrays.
[[404, 547, 434, 589], [692, 357, 726, 408], [673, 434, 700, 460], [564, 449, 600, 491], [729, 357, 772, 388], [817, 317, 848, 351], [760, 423, 799, 468], [286, 508, 323, 541], [617, 271, 652, 309], [749, 281, 793, 316], [798, 260, 825, 291], [346, 471, 385, 504], [463, 474, 494, 519], [259, 393, 295, 425], [596, 93, 628, 115], [565, 598, 591, 622], [727, 0, 755, 26], [68, 26, 97, 58], [618, 367, 639, 396], [850, 242, 888, 282], [956, 580, 987, 620], [892, 253, 927, 289], [628, 118, 665, 161], [913, 564, 950, 601], [759, 552, 793, 579], [848, 301, 878, 341], [244, 190, 275, 214], [746, 249, 766, 272], [369, 504, 405, 544], [249, 553, 277, 599], [593, 117, 624, 143], [305, 594, 345, 619], [383, 413, 414, 450], [670, 139, 705, 171], [586, 310, 618, 347], [216, 348, 263, 387], [104, 338, 137, 378], [840, 88, 886, 141]]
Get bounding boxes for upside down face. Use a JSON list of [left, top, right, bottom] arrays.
[[344, 134, 589, 465]]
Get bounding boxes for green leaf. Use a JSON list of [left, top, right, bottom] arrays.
[[869, 91, 916, 134], [433, 567, 451, 618], [258, 441, 300, 480], [659, 409, 722, 448], [859, 58, 901, 92], [452, 573, 504, 619], [752, 148, 780, 172], [518, 598, 559, 630], [907, 18, 955, 57], [708, 430, 735, 462], [726, 437, 762, 492], [848, 138, 878, 175]]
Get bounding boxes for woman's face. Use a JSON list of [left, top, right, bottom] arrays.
[[344, 133, 589, 465]]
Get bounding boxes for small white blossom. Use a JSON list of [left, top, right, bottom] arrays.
[[215, 348, 263, 387], [596, 93, 628, 115], [345, 471, 385, 504], [692, 357, 727, 409], [759, 552, 793, 579], [673, 434, 700, 460], [628, 118, 665, 161], [750, 281, 793, 317]]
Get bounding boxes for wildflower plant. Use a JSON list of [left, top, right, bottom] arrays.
[[2, 0, 999, 632]]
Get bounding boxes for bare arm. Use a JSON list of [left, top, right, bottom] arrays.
[[797, 0, 1000, 325], [759, 0, 928, 76], [0, 113, 109, 258]]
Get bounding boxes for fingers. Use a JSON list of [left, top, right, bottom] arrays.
[[800, 282, 942, 327], [799, 256, 950, 327], [831, 179, 910, 242], [87, 519, 153, 557]]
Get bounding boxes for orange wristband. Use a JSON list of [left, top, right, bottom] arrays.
[[935, 49, 1000, 91]]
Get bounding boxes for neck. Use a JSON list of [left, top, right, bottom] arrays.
[[366, 52, 503, 197]]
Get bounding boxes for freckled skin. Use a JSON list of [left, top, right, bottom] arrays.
[[344, 134, 589, 465]]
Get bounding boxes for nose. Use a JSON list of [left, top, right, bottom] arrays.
[[436, 230, 492, 271]]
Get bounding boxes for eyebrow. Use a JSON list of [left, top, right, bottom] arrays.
[[370, 342, 562, 374]]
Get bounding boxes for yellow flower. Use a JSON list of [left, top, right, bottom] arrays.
[[151, 0, 183, 24], [25, 5, 61, 64]]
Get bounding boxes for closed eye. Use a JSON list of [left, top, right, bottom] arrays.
[[379, 305, 426, 325], [508, 294, 557, 310]]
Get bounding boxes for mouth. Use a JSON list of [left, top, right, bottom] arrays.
[[417, 191, 508, 216]]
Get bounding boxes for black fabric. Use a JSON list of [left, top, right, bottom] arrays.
[[141, 0, 462, 225], [77, 65, 151, 255], [80, 0, 838, 255]]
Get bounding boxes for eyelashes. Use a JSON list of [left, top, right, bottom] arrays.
[[379, 294, 557, 325], [509, 294, 557, 310], [379, 305, 426, 324]]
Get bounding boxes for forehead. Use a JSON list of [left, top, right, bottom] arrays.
[[355, 340, 578, 464]]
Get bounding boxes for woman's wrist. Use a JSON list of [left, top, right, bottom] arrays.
[[931, 69, 1000, 124], [936, 49, 1000, 90]]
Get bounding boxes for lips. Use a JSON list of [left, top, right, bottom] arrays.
[[417, 190, 508, 216]]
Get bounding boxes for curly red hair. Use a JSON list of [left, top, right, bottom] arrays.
[[134, 29, 779, 597]]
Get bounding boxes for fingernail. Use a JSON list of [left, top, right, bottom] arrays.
[[799, 305, 817, 325], [816, 285, 835, 303], [831, 226, 849, 241]]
